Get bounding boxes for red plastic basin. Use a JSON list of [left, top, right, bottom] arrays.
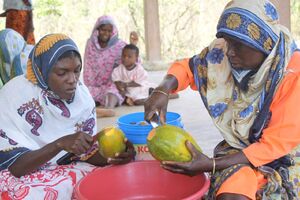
[[74, 160, 210, 200]]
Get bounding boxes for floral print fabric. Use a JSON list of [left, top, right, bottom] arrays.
[[0, 34, 97, 199]]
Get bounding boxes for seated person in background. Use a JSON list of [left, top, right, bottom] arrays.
[[112, 44, 156, 106], [0, 34, 135, 199], [83, 15, 139, 117], [0, 28, 33, 88]]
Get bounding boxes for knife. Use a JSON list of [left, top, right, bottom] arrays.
[[149, 111, 160, 128]]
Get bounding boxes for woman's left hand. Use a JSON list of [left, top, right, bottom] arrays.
[[107, 139, 136, 165], [161, 141, 212, 176], [129, 31, 139, 45]]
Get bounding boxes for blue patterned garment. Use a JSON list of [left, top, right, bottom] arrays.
[[0, 28, 33, 88], [190, 0, 298, 199]]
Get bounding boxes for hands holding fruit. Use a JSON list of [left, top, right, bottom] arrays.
[[147, 125, 209, 176], [97, 127, 136, 165], [161, 141, 212, 176]]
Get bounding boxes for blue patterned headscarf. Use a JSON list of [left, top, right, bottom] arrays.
[[216, 0, 297, 55], [26, 34, 81, 90]]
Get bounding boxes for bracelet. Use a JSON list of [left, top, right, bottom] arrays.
[[212, 158, 216, 174], [152, 89, 169, 97]]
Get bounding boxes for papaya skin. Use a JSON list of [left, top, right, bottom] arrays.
[[147, 125, 201, 162], [97, 127, 126, 158]]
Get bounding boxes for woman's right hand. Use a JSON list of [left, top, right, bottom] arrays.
[[57, 132, 94, 155], [144, 87, 169, 124], [144, 74, 179, 123]]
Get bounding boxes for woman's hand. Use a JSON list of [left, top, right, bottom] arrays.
[[107, 139, 136, 165], [129, 31, 139, 45], [0, 11, 7, 17], [57, 132, 94, 156], [144, 87, 169, 124], [161, 141, 212, 176], [144, 74, 179, 123]]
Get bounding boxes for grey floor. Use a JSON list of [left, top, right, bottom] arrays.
[[97, 70, 223, 157]]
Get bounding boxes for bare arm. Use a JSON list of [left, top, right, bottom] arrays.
[[155, 74, 179, 93], [9, 132, 93, 177], [9, 141, 62, 177], [126, 81, 140, 87]]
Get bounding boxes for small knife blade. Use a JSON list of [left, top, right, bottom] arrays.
[[149, 111, 160, 128]]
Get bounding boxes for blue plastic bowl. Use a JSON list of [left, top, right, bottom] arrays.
[[117, 112, 183, 144]]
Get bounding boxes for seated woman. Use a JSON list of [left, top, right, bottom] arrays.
[[84, 15, 139, 117], [0, 33, 135, 199], [0, 28, 33, 88], [145, 0, 300, 199]]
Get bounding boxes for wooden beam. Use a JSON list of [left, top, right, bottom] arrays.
[[143, 0, 161, 61], [271, 0, 291, 30]]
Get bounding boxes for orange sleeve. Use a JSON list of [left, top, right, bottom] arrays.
[[243, 52, 300, 167], [167, 58, 198, 93]]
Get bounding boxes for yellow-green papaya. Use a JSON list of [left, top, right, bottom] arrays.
[[97, 127, 126, 158], [147, 125, 201, 162]]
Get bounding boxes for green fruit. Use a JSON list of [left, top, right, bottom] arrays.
[[97, 127, 126, 158], [147, 125, 201, 162]]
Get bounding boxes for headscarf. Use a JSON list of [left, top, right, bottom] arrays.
[[0, 28, 33, 88], [26, 33, 81, 90], [192, 0, 297, 149], [90, 15, 120, 50], [0, 34, 96, 167]]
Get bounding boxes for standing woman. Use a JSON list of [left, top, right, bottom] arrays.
[[0, 0, 35, 45], [84, 15, 138, 117]]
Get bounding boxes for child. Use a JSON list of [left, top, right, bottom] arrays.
[[112, 44, 155, 106]]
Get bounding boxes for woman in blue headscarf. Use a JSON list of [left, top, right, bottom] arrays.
[[0, 33, 135, 199], [145, 0, 300, 199], [0, 28, 33, 88]]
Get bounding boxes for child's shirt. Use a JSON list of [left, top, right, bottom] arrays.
[[112, 63, 155, 100]]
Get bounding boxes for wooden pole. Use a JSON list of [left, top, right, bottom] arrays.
[[143, 0, 161, 61]]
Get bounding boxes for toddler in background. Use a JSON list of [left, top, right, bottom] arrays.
[[112, 44, 155, 106]]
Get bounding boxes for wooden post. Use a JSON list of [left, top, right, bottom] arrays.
[[143, 0, 161, 62], [271, 0, 291, 30]]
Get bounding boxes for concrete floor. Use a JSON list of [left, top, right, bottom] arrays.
[[97, 70, 223, 157]]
